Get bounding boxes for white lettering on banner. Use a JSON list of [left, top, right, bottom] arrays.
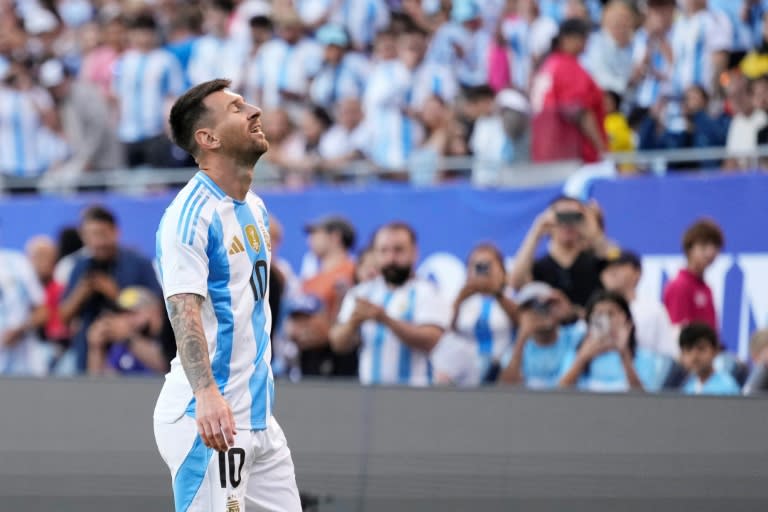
[[417, 252, 768, 359]]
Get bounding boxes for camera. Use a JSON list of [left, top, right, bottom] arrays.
[[474, 261, 490, 276], [555, 211, 585, 225]]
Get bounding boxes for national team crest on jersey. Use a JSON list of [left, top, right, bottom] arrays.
[[244, 225, 260, 252], [256, 217, 271, 252], [226, 497, 240, 512]]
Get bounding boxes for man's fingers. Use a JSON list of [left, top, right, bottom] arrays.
[[198, 422, 214, 449], [212, 425, 228, 452], [221, 420, 235, 448]]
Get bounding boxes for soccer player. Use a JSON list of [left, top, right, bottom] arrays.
[[153, 79, 301, 512]]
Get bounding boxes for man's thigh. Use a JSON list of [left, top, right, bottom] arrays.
[[244, 416, 301, 512], [155, 415, 253, 512]]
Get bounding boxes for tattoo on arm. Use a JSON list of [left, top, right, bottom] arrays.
[[167, 294, 214, 392]]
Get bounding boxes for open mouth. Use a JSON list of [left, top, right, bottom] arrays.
[[249, 123, 262, 134]]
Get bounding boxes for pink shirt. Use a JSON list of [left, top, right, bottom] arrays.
[[663, 269, 717, 330], [80, 46, 120, 96]]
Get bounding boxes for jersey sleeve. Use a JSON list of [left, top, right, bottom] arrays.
[[336, 285, 359, 324], [157, 207, 211, 300], [414, 282, 450, 329], [15, 254, 45, 307]]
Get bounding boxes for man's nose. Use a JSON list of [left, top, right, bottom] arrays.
[[246, 104, 261, 119]]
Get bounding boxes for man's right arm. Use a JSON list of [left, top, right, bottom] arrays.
[[509, 211, 552, 290], [167, 293, 234, 452], [59, 267, 92, 324]]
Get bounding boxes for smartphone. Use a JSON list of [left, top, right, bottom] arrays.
[[590, 314, 611, 340], [474, 261, 490, 275], [555, 211, 584, 225]]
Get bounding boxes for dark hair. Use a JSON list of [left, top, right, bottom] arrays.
[[375, 222, 417, 245], [249, 15, 273, 30], [585, 289, 637, 356], [682, 218, 724, 254], [605, 90, 622, 112], [548, 194, 582, 208], [169, 78, 231, 156], [464, 85, 495, 102], [57, 226, 83, 260], [468, 243, 505, 273], [81, 205, 117, 227], [647, 0, 676, 7], [309, 104, 333, 129], [679, 322, 719, 350], [127, 12, 158, 31], [209, 0, 235, 13]]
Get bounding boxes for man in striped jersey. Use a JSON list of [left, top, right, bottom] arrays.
[[154, 79, 300, 511], [330, 222, 450, 386]]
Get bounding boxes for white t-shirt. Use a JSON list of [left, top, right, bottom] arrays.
[[631, 295, 679, 359], [337, 276, 450, 386], [726, 109, 768, 154], [154, 171, 275, 431], [318, 123, 368, 160], [431, 331, 483, 387]]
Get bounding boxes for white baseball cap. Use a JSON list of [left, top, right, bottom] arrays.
[[496, 89, 530, 115], [39, 59, 66, 88]]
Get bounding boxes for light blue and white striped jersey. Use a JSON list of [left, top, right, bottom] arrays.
[[632, 29, 674, 108], [337, 276, 451, 386], [153, 171, 275, 431], [709, 0, 754, 51], [582, 29, 635, 94], [244, 38, 323, 109], [670, 10, 733, 94], [501, 16, 558, 91], [562, 347, 664, 393], [454, 293, 514, 367], [0, 86, 69, 177], [187, 34, 248, 90], [329, 0, 390, 50], [426, 22, 492, 87], [309, 52, 370, 109], [682, 370, 741, 396], [112, 48, 185, 143], [538, 0, 603, 24]]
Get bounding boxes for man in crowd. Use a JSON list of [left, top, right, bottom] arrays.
[[509, 196, 616, 309], [600, 250, 678, 358], [59, 205, 162, 373], [663, 218, 724, 331], [330, 222, 450, 386], [285, 216, 359, 378], [25, 235, 69, 347]]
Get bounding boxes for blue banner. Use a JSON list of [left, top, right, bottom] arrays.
[[2, 173, 766, 357]]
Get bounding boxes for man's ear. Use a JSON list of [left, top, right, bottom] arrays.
[[194, 128, 221, 151]]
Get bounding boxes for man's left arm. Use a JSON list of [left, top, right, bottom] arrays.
[[380, 285, 450, 353]]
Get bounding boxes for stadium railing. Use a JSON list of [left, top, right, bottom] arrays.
[[2, 145, 767, 194]]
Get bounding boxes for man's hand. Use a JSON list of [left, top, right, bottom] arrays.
[[352, 298, 386, 323], [195, 385, 236, 452], [86, 318, 110, 348], [90, 272, 120, 301], [2, 326, 26, 348], [532, 209, 556, 238]]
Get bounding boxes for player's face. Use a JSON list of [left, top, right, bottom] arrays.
[[207, 90, 269, 164]]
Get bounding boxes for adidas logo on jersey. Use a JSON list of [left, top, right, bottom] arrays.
[[228, 236, 246, 255]]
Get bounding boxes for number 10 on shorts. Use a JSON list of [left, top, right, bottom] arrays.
[[218, 448, 246, 489]]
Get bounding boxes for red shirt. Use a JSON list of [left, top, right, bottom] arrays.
[[530, 51, 606, 163], [44, 280, 69, 342], [663, 269, 717, 330]]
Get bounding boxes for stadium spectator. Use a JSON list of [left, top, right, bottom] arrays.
[[749, 328, 768, 368], [583, 0, 638, 95], [496, 0, 558, 92], [261, 107, 306, 171], [663, 219, 724, 331], [740, 9, 768, 79], [600, 250, 678, 359], [530, 18, 607, 164], [354, 245, 379, 284], [632, 0, 676, 112], [0, 246, 49, 376], [164, 6, 204, 74], [603, 90, 634, 155], [0, 58, 69, 178], [559, 290, 645, 392], [509, 196, 613, 308], [86, 286, 170, 375], [670, 0, 733, 95], [500, 281, 584, 389], [59, 205, 162, 373], [309, 24, 369, 111], [284, 104, 334, 185], [284, 216, 358, 378], [447, 243, 517, 382], [317, 97, 367, 174], [25, 235, 69, 346], [244, 9, 322, 113], [329, 0, 391, 52], [330, 222, 450, 386], [246, 14, 274, 58], [112, 13, 186, 168], [724, 74, 767, 169], [186, 0, 248, 90], [678, 322, 741, 395], [53, 226, 84, 288], [38, 58, 124, 178], [79, 14, 126, 97]]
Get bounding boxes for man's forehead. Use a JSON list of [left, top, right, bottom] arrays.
[[205, 88, 243, 106]]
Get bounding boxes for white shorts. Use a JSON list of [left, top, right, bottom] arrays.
[[154, 414, 301, 512]]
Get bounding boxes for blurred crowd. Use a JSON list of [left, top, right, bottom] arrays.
[[6, 0, 768, 188], [4, 198, 768, 397]]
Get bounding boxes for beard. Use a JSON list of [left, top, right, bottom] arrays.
[[381, 263, 412, 286], [225, 134, 269, 168]]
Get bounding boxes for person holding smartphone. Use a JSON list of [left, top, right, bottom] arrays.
[[559, 290, 646, 392], [432, 243, 517, 385], [509, 195, 617, 310]]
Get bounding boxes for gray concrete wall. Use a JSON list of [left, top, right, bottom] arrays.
[[1, 378, 767, 512]]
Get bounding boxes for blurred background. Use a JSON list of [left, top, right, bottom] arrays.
[[2, 0, 768, 511]]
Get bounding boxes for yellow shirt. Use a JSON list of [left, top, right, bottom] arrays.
[[604, 112, 635, 153]]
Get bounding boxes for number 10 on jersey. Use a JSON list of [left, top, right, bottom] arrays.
[[249, 260, 268, 302]]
